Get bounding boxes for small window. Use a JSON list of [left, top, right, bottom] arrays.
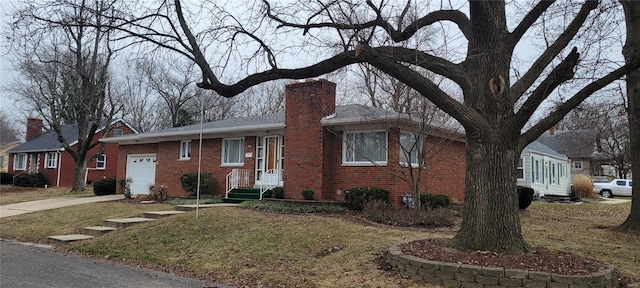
[[0, 155, 4, 168], [222, 138, 245, 165], [399, 133, 420, 166], [13, 153, 27, 171], [113, 129, 123, 136], [180, 140, 191, 159], [551, 163, 557, 184], [96, 154, 106, 170], [573, 161, 583, 170], [343, 131, 387, 165], [46, 153, 58, 169], [516, 157, 525, 180]]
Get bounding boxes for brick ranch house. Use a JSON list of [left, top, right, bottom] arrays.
[[102, 79, 467, 205], [8, 118, 139, 187]]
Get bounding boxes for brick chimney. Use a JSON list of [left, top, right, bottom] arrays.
[[26, 118, 44, 141], [283, 79, 336, 200], [549, 124, 557, 136]]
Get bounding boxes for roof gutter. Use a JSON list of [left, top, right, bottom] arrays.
[[100, 123, 285, 144]]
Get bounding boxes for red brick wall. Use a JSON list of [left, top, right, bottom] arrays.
[[324, 131, 466, 205], [283, 79, 336, 200], [120, 136, 258, 197], [10, 122, 136, 187]]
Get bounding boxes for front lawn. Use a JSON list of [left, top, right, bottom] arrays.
[[0, 199, 637, 287]]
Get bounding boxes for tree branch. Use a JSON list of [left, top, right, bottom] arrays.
[[520, 58, 640, 147], [356, 43, 485, 132], [375, 46, 469, 89], [197, 50, 363, 96], [510, 1, 598, 103], [509, 1, 555, 47], [263, 0, 471, 42], [512, 47, 580, 132]]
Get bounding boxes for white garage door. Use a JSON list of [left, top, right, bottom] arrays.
[[126, 154, 157, 195]]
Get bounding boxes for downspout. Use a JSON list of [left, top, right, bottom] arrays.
[[56, 151, 62, 187]]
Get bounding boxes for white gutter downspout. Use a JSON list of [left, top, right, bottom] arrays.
[[56, 152, 62, 187]]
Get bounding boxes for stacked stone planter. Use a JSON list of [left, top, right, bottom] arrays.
[[388, 242, 617, 288]]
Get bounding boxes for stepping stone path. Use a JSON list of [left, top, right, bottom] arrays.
[[47, 204, 237, 242]]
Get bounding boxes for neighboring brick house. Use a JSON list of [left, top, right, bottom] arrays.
[[537, 129, 610, 182], [8, 118, 139, 187], [102, 79, 467, 205]]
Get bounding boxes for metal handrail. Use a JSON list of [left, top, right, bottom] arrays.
[[259, 169, 281, 200], [225, 169, 251, 198]]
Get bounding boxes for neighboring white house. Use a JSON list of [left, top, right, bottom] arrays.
[[517, 141, 571, 197]]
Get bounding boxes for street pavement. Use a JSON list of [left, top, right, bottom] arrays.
[[0, 239, 230, 288]]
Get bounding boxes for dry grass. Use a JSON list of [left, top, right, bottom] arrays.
[[0, 185, 94, 205], [522, 201, 639, 280], [573, 175, 596, 199], [0, 199, 637, 287]]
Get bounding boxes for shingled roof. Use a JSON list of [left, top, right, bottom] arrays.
[[9, 119, 134, 153], [537, 129, 608, 160], [103, 104, 463, 144]]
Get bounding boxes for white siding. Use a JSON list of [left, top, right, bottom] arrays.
[[517, 150, 571, 196]]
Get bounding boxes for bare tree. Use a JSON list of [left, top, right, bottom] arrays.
[[115, 61, 163, 132], [618, 0, 640, 232], [0, 112, 21, 145], [237, 80, 288, 116], [8, 0, 120, 192], [557, 97, 631, 179], [83, 0, 639, 253]]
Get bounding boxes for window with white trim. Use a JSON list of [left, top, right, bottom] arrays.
[[180, 140, 191, 159], [516, 157, 525, 180], [96, 154, 106, 169], [113, 129, 123, 136], [551, 163, 557, 184], [14, 153, 27, 171], [399, 133, 420, 166], [532, 157, 541, 184], [46, 153, 58, 169], [343, 131, 387, 165], [573, 161, 583, 170], [222, 138, 244, 165], [0, 155, 4, 168]]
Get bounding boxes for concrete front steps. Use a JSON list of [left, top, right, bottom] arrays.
[[47, 203, 240, 242], [48, 211, 185, 242]]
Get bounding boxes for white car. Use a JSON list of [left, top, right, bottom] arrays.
[[593, 179, 633, 198]]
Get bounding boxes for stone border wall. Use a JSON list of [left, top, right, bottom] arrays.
[[388, 243, 617, 288]]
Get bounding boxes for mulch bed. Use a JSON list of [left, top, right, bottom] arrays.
[[399, 238, 609, 276]]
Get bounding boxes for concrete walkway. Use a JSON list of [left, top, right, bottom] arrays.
[[0, 195, 124, 218], [598, 197, 631, 205]]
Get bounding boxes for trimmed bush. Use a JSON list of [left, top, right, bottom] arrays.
[[240, 200, 345, 213], [271, 187, 285, 199], [118, 178, 132, 199], [419, 194, 451, 209], [517, 186, 535, 210], [301, 189, 315, 200], [13, 173, 47, 187], [180, 172, 216, 196], [93, 178, 117, 195], [344, 186, 390, 211], [0, 172, 14, 185]]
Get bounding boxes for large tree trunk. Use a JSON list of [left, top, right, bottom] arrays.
[[618, 0, 640, 232], [71, 160, 87, 192], [452, 135, 528, 254]]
